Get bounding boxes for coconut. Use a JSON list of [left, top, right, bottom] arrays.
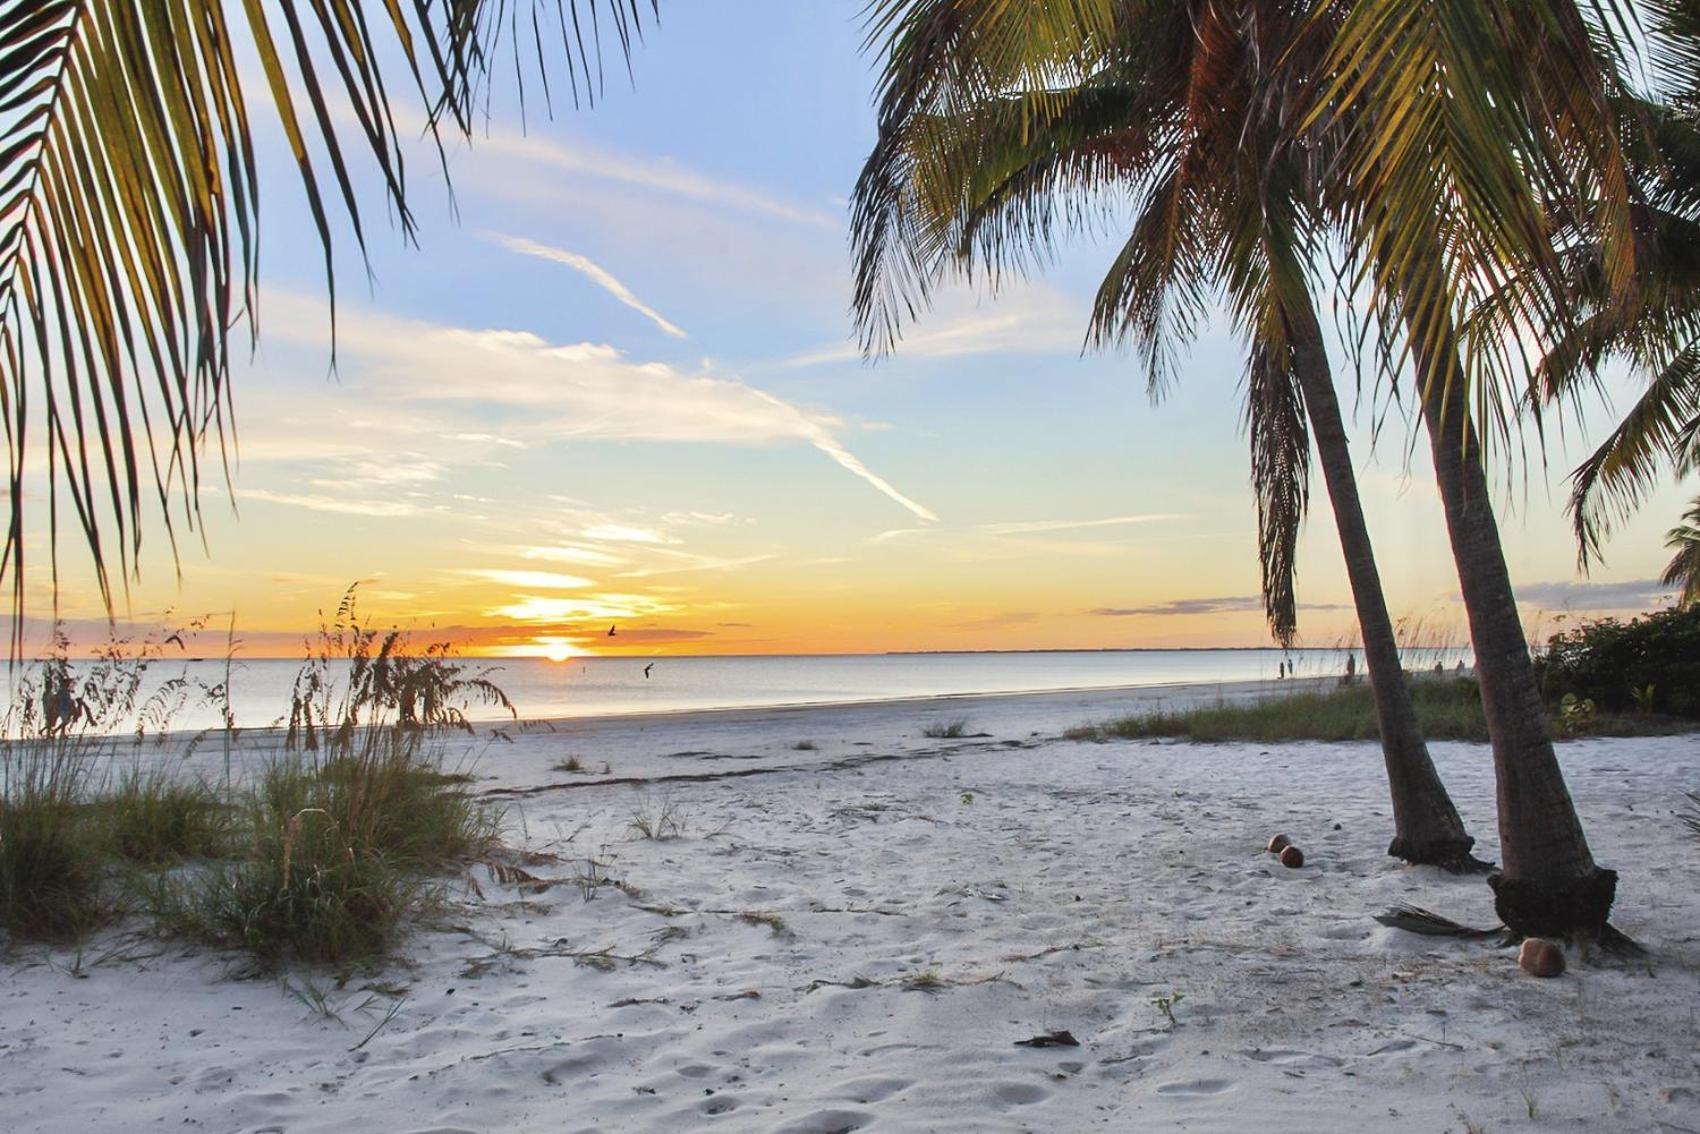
[[1278, 845, 1305, 868], [1517, 937, 1566, 978], [1267, 833, 1291, 854]]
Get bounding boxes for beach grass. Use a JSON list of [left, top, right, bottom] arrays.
[[4, 598, 506, 966], [921, 718, 971, 739], [1065, 677, 1697, 744]]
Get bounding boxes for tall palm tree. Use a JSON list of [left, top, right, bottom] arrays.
[[853, 0, 1484, 870], [0, 1, 652, 647], [1281, 0, 1647, 939]]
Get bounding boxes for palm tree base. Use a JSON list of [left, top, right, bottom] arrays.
[[1488, 867, 1618, 940], [1387, 835, 1494, 875]]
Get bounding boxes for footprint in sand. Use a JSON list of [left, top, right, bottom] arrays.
[[699, 1094, 742, 1116], [771, 1108, 876, 1133], [1242, 1048, 1343, 1070], [991, 1082, 1051, 1106], [1154, 1078, 1236, 1097]]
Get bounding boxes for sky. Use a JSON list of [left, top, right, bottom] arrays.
[[18, 1, 1695, 659]]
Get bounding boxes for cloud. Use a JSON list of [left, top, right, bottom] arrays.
[[472, 129, 837, 228], [980, 514, 1190, 536], [873, 512, 1183, 546], [487, 592, 679, 623], [519, 544, 630, 567], [616, 553, 773, 579], [1514, 578, 1676, 612], [779, 284, 1085, 368], [1090, 596, 1352, 617], [238, 488, 425, 518], [582, 523, 676, 544], [486, 232, 687, 338], [264, 294, 937, 523], [461, 570, 596, 590]]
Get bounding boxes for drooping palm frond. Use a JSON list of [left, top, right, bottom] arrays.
[[1662, 495, 1700, 606], [851, 0, 1337, 645], [1316, 0, 1645, 459], [0, 0, 654, 650]]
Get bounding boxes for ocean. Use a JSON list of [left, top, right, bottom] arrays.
[[3, 647, 1475, 736]]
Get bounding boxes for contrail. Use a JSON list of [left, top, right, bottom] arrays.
[[487, 232, 688, 339]]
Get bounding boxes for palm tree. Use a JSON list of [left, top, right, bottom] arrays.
[[1664, 497, 1700, 607], [853, 0, 1484, 870], [0, 1, 652, 647], [1285, 0, 1648, 940]]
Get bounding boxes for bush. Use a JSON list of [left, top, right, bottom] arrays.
[[1067, 679, 1491, 743], [0, 739, 109, 940], [156, 731, 497, 966], [1535, 606, 1700, 718], [92, 769, 229, 864]]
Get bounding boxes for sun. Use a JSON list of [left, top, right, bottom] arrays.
[[508, 636, 593, 662]]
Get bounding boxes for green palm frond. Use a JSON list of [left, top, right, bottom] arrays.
[[851, 0, 1330, 644], [1567, 343, 1700, 563], [0, 0, 653, 648], [1317, 0, 1643, 455], [1662, 496, 1700, 607]]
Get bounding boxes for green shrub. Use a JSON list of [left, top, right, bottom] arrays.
[[1068, 679, 1490, 743], [92, 769, 229, 864], [1535, 606, 1700, 718], [0, 743, 107, 941]]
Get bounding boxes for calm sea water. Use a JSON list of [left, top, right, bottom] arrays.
[[5, 647, 1475, 735]]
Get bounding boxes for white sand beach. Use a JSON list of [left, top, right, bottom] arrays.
[[4, 682, 1698, 1133]]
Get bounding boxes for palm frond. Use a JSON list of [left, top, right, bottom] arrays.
[[1661, 496, 1700, 607], [0, 0, 653, 647], [1566, 342, 1700, 565]]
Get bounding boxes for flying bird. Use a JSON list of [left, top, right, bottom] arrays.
[[644, 663, 654, 679], [607, 624, 617, 637]]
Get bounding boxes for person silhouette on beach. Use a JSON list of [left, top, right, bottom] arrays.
[[42, 665, 82, 738]]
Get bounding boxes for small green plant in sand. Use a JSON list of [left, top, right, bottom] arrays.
[[1152, 990, 1185, 1026], [628, 795, 688, 840], [903, 969, 944, 991], [922, 719, 971, 739], [737, 910, 792, 938], [959, 790, 975, 805], [554, 756, 585, 773], [1556, 693, 1597, 737]]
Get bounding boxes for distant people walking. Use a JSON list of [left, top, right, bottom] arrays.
[[1340, 652, 1357, 686], [42, 666, 82, 738]]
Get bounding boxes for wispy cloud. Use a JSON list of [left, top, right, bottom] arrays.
[[519, 544, 630, 567], [617, 553, 774, 579], [981, 514, 1190, 536], [263, 293, 937, 524], [486, 232, 687, 338], [1090, 596, 1351, 617], [461, 569, 596, 590], [239, 489, 425, 518], [780, 284, 1085, 368], [582, 523, 677, 544], [472, 129, 837, 228], [1514, 578, 1675, 612], [873, 512, 1182, 546]]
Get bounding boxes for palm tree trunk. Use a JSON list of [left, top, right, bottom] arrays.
[[1411, 330, 1617, 939], [1289, 303, 1484, 871]]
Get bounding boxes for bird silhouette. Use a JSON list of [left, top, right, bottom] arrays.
[[644, 663, 654, 679], [607, 624, 617, 637]]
